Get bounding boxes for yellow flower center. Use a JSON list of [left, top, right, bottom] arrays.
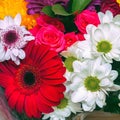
[[84, 76, 100, 92], [116, 0, 120, 5], [57, 98, 68, 109]]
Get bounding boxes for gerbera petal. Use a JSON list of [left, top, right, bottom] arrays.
[[37, 93, 54, 113], [25, 96, 32, 118], [28, 94, 41, 118], [8, 90, 20, 109], [16, 94, 25, 113], [40, 84, 61, 102], [38, 91, 60, 106], [5, 85, 16, 99]]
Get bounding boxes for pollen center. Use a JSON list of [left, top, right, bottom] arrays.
[[24, 71, 35, 85], [84, 76, 100, 92], [96, 40, 112, 53], [57, 98, 68, 109]]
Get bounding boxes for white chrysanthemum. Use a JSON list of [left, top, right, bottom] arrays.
[[118, 94, 120, 107], [0, 14, 34, 65], [61, 41, 92, 61], [98, 10, 114, 23], [42, 94, 82, 120], [84, 22, 120, 63], [67, 58, 120, 111]]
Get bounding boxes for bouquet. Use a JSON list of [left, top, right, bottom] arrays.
[[0, 0, 120, 120]]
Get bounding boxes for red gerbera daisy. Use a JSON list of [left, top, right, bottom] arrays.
[[0, 41, 66, 118]]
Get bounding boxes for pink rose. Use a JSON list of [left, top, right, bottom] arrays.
[[74, 10, 100, 33], [35, 25, 65, 52], [64, 32, 78, 50], [36, 15, 65, 32], [101, 0, 120, 16]]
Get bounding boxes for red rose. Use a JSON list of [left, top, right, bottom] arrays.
[[36, 15, 65, 32], [74, 10, 100, 34], [64, 32, 78, 50], [33, 25, 65, 52]]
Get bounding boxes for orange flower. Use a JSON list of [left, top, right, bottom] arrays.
[[0, 0, 39, 29]]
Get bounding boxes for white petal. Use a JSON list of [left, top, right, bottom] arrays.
[[71, 87, 88, 103], [96, 98, 105, 108], [73, 61, 81, 72], [94, 29, 104, 42], [4, 49, 11, 60], [82, 103, 95, 111], [4, 16, 14, 27], [109, 70, 118, 81], [12, 48, 19, 56], [18, 49, 25, 59], [24, 36, 35, 41], [0, 48, 5, 61], [108, 84, 120, 91], [14, 13, 21, 26], [85, 92, 96, 106], [0, 20, 7, 29], [100, 78, 113, 87]]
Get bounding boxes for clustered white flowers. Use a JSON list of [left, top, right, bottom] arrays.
[[50, 10, 120, 120]]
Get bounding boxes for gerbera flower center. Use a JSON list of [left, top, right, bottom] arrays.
[[24, 71, 35, 85], [4, 30, 18, 45], [15, 64, 41, 94], [96, 40, 112, 53], [57, 98, 68, 109], [84, 76, 100, 92]]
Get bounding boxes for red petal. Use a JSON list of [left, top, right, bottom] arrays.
[[36, 93, 54, 113], [0, 74, 14, 88], [8, 90, 20, 109], [41, 78, 66, 85], [29, 94, 41, 118], [40, 84, 61, 102], [38, 91, 59, 106], [16, 94, 25, 113], [25, 96, 32, 118], [5, 85, 16, 99]]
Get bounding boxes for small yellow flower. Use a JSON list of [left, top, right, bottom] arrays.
[[0, 0, 39, 29], [116, 0, 120, 5]]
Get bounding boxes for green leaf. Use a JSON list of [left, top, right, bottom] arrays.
[[103, 92, 120, 114], [52, 4, 71, 16], [41, 6, 55, 17], [72, 0, 92, 13]]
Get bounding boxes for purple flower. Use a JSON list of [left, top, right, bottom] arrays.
[[87, 0, 101, 11], [26, 0, 69, 15]]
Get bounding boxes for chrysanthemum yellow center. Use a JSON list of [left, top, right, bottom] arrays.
[[116, 0, 120, 5], [57, 98, 68, 109], [96, 40, 112, 53], [64, 57, 77, 72], [84, 76, 100, 92]]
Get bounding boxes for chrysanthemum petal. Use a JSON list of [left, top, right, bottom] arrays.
[[14, 13, 21, 26]]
